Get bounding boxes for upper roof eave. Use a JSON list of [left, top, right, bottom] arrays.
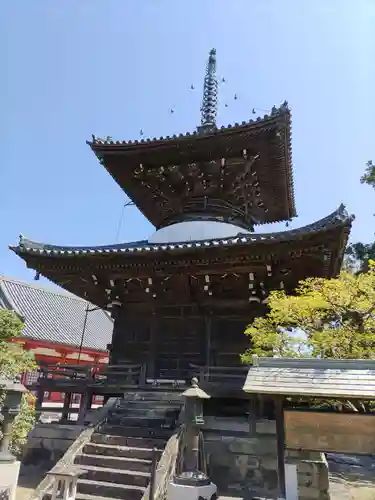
[[87, 102, 296, 225], [10, 205, 354, 259], [87, 102, 291, 152]]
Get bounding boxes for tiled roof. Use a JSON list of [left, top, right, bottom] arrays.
[[243, 356, 375, 399], [88, 103, 296, 228], [88, 102, 289, 147], [0, 277, 113, 352], [12, 205, 353, 258]]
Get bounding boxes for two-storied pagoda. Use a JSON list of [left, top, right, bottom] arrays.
[[11, 49, 353, 380]]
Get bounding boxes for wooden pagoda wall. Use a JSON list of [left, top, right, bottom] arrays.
[[111, 305, 252, 379]]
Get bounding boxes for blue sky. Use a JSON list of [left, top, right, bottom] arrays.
[[1, 0, 374, 288]]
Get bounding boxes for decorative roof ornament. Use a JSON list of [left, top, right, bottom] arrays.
[[198, 49, 218, 134]]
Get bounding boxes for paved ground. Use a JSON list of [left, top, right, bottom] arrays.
[[16, 465, 46, 500], [327, 454, 375, 500], [330, 478, 375, 500]]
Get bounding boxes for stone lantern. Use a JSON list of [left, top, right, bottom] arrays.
[[168, 378, 217, 500], [0, 377, 27, 463], [0, 377, 27, 500]]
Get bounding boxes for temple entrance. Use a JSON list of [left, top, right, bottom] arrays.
[[155, 316, 206, 380]]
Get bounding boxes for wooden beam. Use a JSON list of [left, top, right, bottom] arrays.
[[275, 396, 286, 499]]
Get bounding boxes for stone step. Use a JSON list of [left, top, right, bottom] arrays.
[[91, 432, 167, 449], [107, 416, 175, 429], [83, 442, 162, 460], [77, 479, 145, 500], [76, 494, 120, 500], [100, 424, 173, 440], [76, 453, 152, 473], [80, 464, 150, 487]]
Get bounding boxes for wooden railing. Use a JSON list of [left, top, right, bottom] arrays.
[[189, 363, 248, 385], [26, 362, 147, 423], [29, 362, 146, 390], [26, 361, 249, 423]]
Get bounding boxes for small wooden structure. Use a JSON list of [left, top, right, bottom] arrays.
[[243, 355, 375, 499]]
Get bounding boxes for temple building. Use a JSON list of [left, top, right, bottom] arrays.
[[0, 276, 111, 370], [11, 49, 353, 381]]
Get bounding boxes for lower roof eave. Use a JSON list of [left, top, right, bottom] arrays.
[[10, 205, 354, 261]]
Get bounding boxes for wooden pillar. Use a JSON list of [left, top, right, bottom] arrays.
[[77, 390, 92, 425], [61, 392, 72, 423], [205, 314, 212, 371], [35, 387, 45, 416], [149, 311, 157, 379], [274, 396, 286, 499]]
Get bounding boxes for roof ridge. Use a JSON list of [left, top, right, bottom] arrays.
[[88, 102, 290, 147], [0, 275, 91, 304]]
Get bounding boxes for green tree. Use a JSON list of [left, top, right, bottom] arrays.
[[361, 160, 375, 188], [0, 309, 37, 456], [345, 160, 375, 272], [242, 266, 375, 362]]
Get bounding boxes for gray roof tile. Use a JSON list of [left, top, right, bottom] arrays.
[[12, 205, 353, 258], [0, 277, 113, 352], [88, 101, 289, 146]]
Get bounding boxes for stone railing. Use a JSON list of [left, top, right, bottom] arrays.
[[142, 430, 181, 500]]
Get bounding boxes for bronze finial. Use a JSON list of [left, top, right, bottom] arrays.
[[198, 49, 218, 133]]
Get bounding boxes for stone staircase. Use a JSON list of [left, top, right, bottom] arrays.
[[74, 391, 183, 500]]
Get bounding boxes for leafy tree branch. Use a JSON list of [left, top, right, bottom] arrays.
[[0, 309, 37, 456]]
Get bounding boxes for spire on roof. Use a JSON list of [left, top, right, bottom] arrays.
[[198, 48, 218, 134]]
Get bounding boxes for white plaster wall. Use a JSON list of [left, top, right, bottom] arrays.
[[148, 220, 250, 244]]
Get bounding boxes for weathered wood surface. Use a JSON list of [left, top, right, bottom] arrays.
[[243, 357, 375, 399], [285, 411, 375, 455], [26, 362, 146, 390]]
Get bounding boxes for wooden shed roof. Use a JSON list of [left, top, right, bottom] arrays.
[[243, 356, 375, 399]]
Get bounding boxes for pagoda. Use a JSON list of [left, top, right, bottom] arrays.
[[11, 49, 353, 380]]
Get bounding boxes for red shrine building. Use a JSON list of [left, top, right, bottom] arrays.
[[10, 49, 353, 382], [0, 276, 112, 385]]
